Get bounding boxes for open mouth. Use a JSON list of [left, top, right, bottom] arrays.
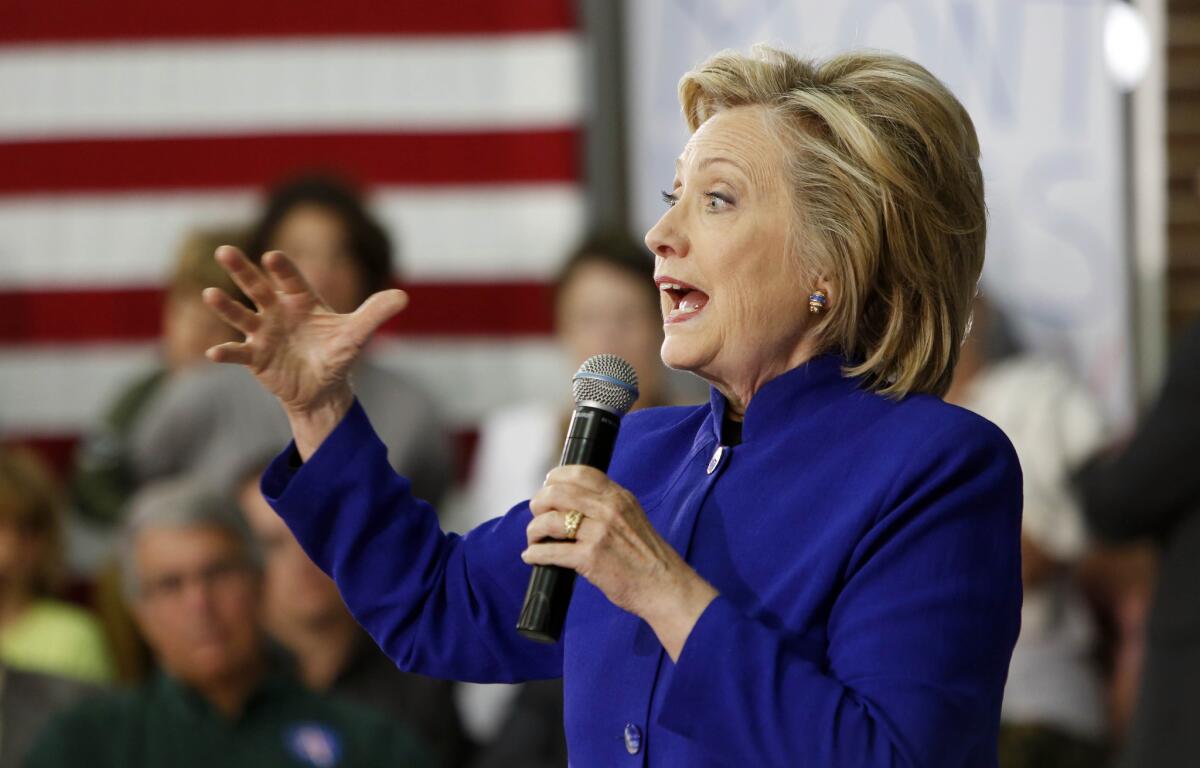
[[655, 276, 710, 324]]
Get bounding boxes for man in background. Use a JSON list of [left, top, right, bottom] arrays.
[[238, 466, 472, 767], [25, 476, 431, 768]]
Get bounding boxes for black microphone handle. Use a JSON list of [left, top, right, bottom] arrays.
[[516, 405, 621, 643]]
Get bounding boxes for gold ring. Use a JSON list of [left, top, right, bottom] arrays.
[[563, 510, 583, 540]]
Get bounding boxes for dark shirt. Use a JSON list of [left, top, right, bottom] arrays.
[[468, 679, 566, 768], [1081, 320, 1200, 544], [1079, 319, 1200, 768], [720, 412, 742, 446], [0, 666, 97, 768], [23, 668, 431, 768], [329, 633, 472, 768]]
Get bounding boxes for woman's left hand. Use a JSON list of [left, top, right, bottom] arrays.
[[523, 465, 718, 660]]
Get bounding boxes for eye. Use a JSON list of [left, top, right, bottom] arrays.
[[148, 574, 183, 599], [660, 190, 678, 207], [704, 192, 734, 211]]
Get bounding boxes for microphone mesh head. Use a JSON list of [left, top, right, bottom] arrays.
[[571, 354, 639, 415]]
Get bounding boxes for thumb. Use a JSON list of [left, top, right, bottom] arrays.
[[350, 289, 409, 344]]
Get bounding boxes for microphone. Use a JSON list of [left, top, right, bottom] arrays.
[[516, 354, 639, 644]]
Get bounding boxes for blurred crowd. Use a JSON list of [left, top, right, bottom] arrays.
[[0, 172, 1196, 768]]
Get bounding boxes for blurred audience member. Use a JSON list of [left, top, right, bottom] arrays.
[[0, 663, 96, 768], [1078, 317, 1200, 768], [0, 447, 112, 684], [945, 298, 1109, 767], [1075, 541, 1155, 745], [129, 175, 452, 505], [70, 228, 248, 527], [464, 232, 669, 535], [237, 464, 472, 768], [25, 476, 431, 768], [460, 233, 669, 768]]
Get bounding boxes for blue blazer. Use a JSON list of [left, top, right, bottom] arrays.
[[262, 355, 1023, 767]]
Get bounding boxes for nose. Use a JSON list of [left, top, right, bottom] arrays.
[[644, 205, 687, 261], [182, 577, 217, 616]]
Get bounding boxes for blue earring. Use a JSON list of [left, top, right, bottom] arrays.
[[807, 290, 828, 314]]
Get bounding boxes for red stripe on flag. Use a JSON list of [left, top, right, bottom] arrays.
[[7, 428, 482, 484], [0, 130, 579, 195], [3, 435, 80, 481], [379, 282, 555, 338], [1, 289, 166, 345], [0, 0, 574, 44], [0, 282, 555, 344]]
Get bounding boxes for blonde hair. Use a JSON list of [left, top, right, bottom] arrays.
[[679, 46, 985, 397], [167, 227, 249, 305], [0, 446, 66, 596]]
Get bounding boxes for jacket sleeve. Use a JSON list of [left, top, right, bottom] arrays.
[[1079, 321, 1200, 542], [261, 400, 562, 684], [656, 418, 1024, 767]]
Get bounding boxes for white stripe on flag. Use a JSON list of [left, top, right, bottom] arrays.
[[0, 35, 581, 140], [0, 340, 568, 434], [0, 184, 585, 287], [0, 344, 160, 434]]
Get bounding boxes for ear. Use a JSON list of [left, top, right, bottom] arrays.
[[806, 276, 834, 316], [813, 276, 833, 303]]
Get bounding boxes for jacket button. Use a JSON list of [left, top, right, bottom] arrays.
[[706, 446, 724, 474], [624, 722, 642, 755]]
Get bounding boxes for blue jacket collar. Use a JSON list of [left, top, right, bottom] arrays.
[[707, 354, 856, 444]]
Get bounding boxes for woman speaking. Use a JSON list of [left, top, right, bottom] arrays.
[[203, 47, 1022, 767]]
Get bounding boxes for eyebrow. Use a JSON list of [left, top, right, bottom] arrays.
[[699, 156, 747, 174], [673, 155, 751, 180]]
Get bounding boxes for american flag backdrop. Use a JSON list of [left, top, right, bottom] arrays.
[[0, 0, 588, 477]]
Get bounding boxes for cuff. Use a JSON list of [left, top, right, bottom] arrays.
[[260, 398, 384, 512], [656, 595, 741, 738], [657, 595, 825, 741]]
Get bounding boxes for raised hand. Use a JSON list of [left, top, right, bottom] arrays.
[[202, 246, 408, 458]]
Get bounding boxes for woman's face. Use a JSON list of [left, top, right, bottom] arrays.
[[272, 204, 365, 314], [645, 105, 819, 403], [556, 260, 664, 406], [163, 293, 240, 373]]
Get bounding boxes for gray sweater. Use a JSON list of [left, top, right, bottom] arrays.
[[129, 360, 453, 506]]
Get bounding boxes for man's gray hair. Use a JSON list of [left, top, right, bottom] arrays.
[[119, 474, 262, 601]]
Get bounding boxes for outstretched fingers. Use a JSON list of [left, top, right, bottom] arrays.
[[214, 245, 278, 310], [262, 250, 313, 296], [205, 341, 256, 366], [202, 287, 260, 336], [349, 289, 409, 345]]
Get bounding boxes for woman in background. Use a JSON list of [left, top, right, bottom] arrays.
[[129, 175, 454, 506], [70, 228, 248, 527], [0, 446, 113, 683]]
